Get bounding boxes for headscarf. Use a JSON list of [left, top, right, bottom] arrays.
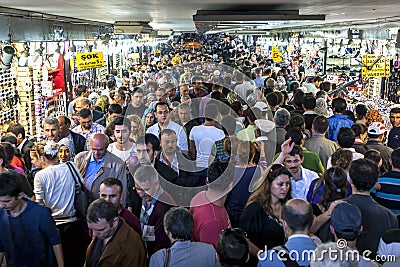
[[315, 98, 329, 117], [58, 138, 75, 161]]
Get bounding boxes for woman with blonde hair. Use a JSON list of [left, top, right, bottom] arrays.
[[239, 164, 292, 266], [365, 109, 383, 126], [126, 114, 145, 142]]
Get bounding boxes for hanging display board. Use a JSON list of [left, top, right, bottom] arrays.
[[361, 54, 390, 78], [76, 52, 105, 70]]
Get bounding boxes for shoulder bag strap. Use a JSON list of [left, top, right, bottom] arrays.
[[273, 245, 301, 267], [164, 247, 171, 267], [65, 162, 80, 188]]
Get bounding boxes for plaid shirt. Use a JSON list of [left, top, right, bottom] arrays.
[[72, 122, 104, 151]]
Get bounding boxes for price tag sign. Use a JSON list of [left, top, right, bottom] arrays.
[[361, 54, 391, 78], [271, 46, 282, 62], [76, 52, 105, 70], [326, 74, 339, 84]]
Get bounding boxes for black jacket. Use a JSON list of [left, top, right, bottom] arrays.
[[20, 138, 35, 172], [154, 152, 200, 206], [70, 131, 87, 154]]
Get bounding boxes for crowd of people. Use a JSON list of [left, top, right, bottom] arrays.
[[0, 34, 400, 267]]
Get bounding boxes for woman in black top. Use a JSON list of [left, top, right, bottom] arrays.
[[239, 164, 292, 267]]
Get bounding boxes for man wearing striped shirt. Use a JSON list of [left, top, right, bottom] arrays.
[[371, 147, 400, 215]]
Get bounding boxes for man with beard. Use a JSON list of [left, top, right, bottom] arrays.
[[72, 108, 104, 151], [107, 116, 136, 163], [154, 129, 199, 205], [388, 107, 400, 149], [127, 134, 160, 218], [274, 141, 319, 199], [99, 178, 141, 235]]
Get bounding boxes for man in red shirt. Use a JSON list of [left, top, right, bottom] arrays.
[[190, 161, 233, 247], [99, 178, 141, 235]]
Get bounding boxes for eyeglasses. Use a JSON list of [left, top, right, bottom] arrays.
[[220, 228, 247, 238]]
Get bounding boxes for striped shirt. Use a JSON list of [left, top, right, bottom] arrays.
[[72, 122, 104, 151], [371, 170, 400, 215]]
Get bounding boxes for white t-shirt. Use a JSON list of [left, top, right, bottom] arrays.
[[146, 121, 188, 151], [34, 163, 77, 222], [189, 125, 225, 169], [107, 142, 137, 162]]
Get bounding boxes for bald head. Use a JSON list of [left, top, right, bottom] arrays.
[[282, 199, 313, 233], [90, 134, 109, 162]]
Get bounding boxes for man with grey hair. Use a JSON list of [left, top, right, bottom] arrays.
[[43, 117, 61, 142], [273, 108, 290, 153], [133, 165, 175, 256], [149, 207, 219, 267]]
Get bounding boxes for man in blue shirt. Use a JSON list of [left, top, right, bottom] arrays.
[[328, 97, 354, 142], [258, 198, 317, 267], [388, 107, 400, 149], [0, 172, 63, 267], [75, 133, 127, 204]]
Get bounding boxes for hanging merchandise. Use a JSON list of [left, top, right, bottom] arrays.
[[0, 68, 18, 129], [32, 66, 44, 137], [17, 67, 36, 137]]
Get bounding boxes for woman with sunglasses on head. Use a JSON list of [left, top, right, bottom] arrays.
[[239, 164, 292, 267]]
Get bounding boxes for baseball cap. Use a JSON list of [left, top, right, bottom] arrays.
[[254, 102, 268, 112], [368, 122, 386, 135], [331, 202, 362, 236]]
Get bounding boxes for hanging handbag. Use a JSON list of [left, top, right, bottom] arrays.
[[66, 161, 89, 219]]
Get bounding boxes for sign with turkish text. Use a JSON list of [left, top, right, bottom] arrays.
[[76, 52, 105, 70], [361, 54, 390, 78], [271, 46, 282, 62]]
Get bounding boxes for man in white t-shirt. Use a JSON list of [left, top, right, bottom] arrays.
[[107, 116, 137, 164], [189, 102, 225, 183]]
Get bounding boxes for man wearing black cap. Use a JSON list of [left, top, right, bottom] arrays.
[[330, 202, 380, 267]]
